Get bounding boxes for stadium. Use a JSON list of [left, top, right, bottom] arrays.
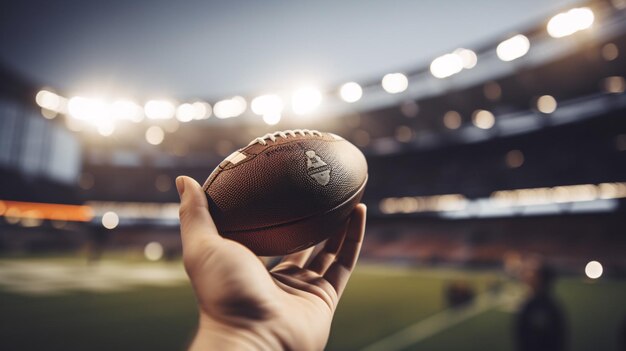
[[1, 0, 625, 350]]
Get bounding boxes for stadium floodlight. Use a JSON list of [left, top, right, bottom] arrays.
[[497, 34, 530, 62], [214, 96, 247, 119], [547, 7, 594, 38], [381, 73, 408, 94], [454, 48, 477, 69], [191, 101, 212, 120], [144, 99, 176, 119], [430, 53, 464, 79], [340, 82, 363, 103], [36, 89, 63, 111], [68, 96, 108, 121], [291, 87, 322, 115], [112, 99, 143, 122], [176, 103, 196, 122], [251, 94, 284, 116], [96, 120, 115, 136], [262, 113, 281, 125]]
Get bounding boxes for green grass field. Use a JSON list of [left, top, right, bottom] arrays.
[[0, 257, 625, 351]]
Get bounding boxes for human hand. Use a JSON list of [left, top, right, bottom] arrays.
[[175, 176, 367, 351]]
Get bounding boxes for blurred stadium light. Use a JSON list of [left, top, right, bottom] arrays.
[[496, 34, 531, 62], [585, 260, 603, 279], [547, 7, 595, 38], [339, 82, 363, 103], [213, 96, 247, 118], [291, 87, 323, 114], [382, 73, 409, 93]]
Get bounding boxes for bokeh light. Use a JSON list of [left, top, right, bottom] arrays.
[[4, 207, 21, 225], [145, 100, 176, 120], [144, 242, 164, 261], [472, 110, 495, 129], [112, 100, 143, 122], [214, 96, 247, 118], [483, 81, 502, 101], [68, 96, 107, 121], [601, 43, 619, 61], [395, 126, 413, 142], [145, 126, 165, 145], [41, 108, 58, 119], [97, 121, 115, 136], [585, 260, 603, 279], [291, 87, 322, 114], [443, 111, 462, 129], [505, 150, 525, 168], [340, 82, 363, 103], [175, 103, 196, 122], [262, 113, 281, 125], [547, 7, 594, 38], [101, 211, 119, 229], [454, 48, 478, 69], [603, 76, 626, 94], [36, 89, 63, 111], [400, 100, 419, 118], [251, 94, 284, 116], [497, 34, 530, 62], [382, 73, 408, 94], [537, 95, 558, 114], [192, 101, 212, 120], [155, 174, 172, 192], [430, 53, 464, 79]]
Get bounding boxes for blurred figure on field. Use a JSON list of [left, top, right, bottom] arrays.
[[444, 280, 476, 308], [515, 261, 567, 351]]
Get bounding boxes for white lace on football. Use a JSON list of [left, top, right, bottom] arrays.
[[249, 129, 323, 146]]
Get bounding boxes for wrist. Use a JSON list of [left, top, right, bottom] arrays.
[[189, 313, 283, 351]]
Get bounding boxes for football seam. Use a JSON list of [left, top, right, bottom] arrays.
[[219, 174, 368, 235]]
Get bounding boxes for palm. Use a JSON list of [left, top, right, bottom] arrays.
[[177, 176, 366, 350]]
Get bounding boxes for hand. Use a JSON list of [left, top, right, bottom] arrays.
[[176, 176, 367, 351]]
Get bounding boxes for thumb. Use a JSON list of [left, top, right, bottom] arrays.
[[176, 176, 222, 252]]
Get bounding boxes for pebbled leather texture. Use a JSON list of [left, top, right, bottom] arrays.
[[203, 131, 368, 256]]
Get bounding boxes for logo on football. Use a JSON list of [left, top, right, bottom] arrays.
[[306, 150, 331, 186]]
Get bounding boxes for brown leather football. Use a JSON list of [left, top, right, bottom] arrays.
[[202, 129, 368, 256]]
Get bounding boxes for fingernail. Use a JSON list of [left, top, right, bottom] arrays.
[[175, 176, 185, 197]]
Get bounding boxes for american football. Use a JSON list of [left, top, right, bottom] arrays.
[[202, 129, 368, 256]]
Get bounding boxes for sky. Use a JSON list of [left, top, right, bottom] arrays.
[[0, 0, 577, 99]]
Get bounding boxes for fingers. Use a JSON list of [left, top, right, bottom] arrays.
[[324, 204, 366, 299], [273, 246, 315, 270], [307, 222, 348, 275], [176, 176, 222, 254]]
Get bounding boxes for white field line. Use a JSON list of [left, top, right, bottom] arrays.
[[0, 261, 188, 295], [361, 291, 514, 351]]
